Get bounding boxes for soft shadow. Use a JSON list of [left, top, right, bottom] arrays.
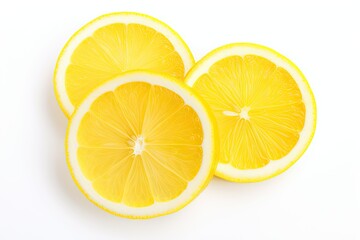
[[208, 171, 291, 195], [43, 68, 111, 218]]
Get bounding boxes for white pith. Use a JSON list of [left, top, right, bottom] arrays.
[[186, 44, 316, 181], [55, 13, 194, 116], [67, 72, 215, 217]]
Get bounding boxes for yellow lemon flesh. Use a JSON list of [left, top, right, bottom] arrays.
[[54, 12, 194, 117], [185, 43, 316, 182], [66, 71, 218, 218]]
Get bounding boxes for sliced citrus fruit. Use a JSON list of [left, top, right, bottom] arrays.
[[66, 71, 218, 218], [54, 12, 194, 117], [185, 43, 316, 182]]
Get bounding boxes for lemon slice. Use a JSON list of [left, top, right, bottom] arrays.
[[66, 71, 218, 218], [54, 12, 194, 117], [185, 43, 316, 182]]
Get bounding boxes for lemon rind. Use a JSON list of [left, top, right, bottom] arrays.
[[66, 70, 218, 219], [54, 12, 195, 118], [185, 42, 317, 183]]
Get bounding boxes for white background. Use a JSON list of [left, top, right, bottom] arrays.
[[1, 0, 359, 239]]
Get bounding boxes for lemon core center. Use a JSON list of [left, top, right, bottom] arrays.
[[223, 107, 250, 120], [239, 107, 250, 120], [133, 136, 145, 155]]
